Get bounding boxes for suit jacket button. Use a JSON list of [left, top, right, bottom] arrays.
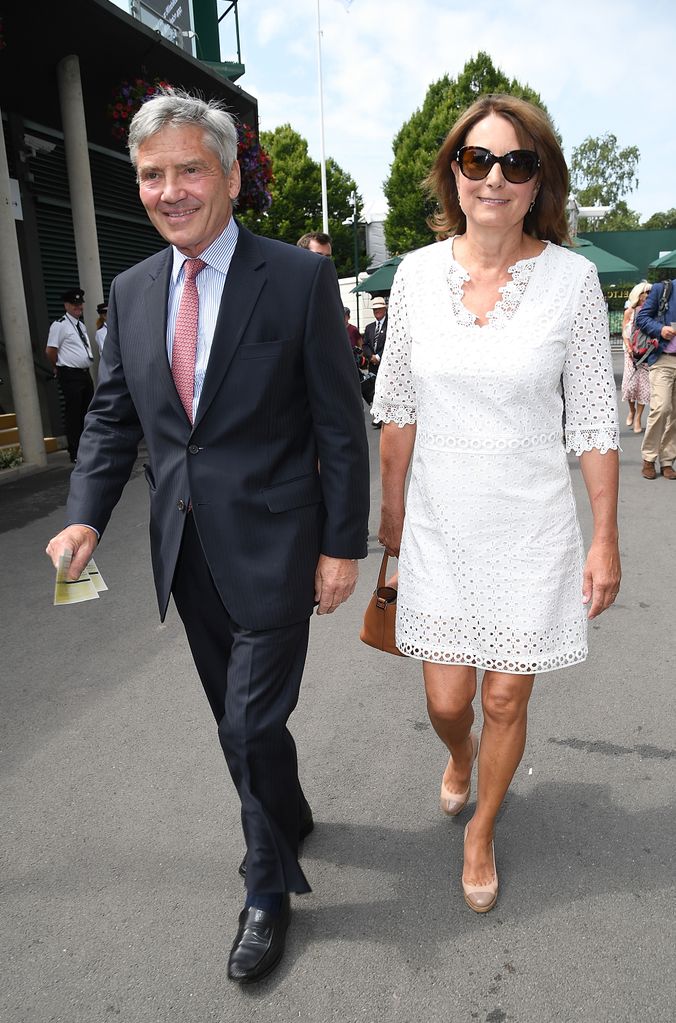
[[177, 499, 186, 512], [188, 444, 199, 455]]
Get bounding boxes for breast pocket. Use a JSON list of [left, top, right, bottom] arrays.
[[238, 340, 288, 360]]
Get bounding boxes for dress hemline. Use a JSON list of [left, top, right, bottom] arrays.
[[395, 641, 588, 675]]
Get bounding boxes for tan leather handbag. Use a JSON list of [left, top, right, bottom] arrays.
[[360, 552, 405, 656]]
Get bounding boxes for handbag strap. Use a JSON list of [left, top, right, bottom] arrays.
[[377, 550, 390, 588]]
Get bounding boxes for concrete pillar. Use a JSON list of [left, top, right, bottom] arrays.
[[0, 109, 47, 467], [56, 55, 102, 375]]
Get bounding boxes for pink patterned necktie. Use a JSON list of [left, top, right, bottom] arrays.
[[171, 257, 206, 422]]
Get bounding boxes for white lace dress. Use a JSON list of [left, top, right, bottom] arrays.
[[372, 238, 620, 674]]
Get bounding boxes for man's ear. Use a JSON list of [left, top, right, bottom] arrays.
[[228, 160, 242, 200]]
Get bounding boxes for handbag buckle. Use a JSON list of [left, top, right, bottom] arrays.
[[375, 586, 397, 609]]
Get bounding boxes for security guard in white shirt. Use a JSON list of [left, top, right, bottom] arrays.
[[45, 287, 94, 463], [95, 301, 108, 354]]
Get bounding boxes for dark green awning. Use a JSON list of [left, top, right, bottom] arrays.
[[353, 256, 403, 295]]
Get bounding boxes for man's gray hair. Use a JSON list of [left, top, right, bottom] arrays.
[[128, 88, 238, 172]]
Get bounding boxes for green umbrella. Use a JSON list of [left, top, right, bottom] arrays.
[[567, 237, 638, 283], [648, 248, 676, 270], [352, 255, 403, 295]]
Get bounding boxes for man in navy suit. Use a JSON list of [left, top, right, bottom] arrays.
[[46, 90, 369, 983], [362, 295, 388, 367]]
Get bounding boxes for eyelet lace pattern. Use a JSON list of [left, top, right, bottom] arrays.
[[446, 249, 539, 329], [371, 238, 620, 674]]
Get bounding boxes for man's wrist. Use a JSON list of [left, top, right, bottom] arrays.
[[70, 523, 100, 540]]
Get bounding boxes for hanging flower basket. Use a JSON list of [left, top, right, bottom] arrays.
[[107, 76, 171, 143], [106, 78, 272, 214], [237, 123, 273, 215]]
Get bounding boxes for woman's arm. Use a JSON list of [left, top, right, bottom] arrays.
[[370, 264, 417, 558], [579, 447, 621, 619], [621, 307, 633, 349], [378, 423, 416, 556]]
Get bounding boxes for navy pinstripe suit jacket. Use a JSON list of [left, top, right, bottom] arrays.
[[67, 224, 370, 630]]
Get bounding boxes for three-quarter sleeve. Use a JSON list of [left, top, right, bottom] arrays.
[[562, 262, 620, 455], [371, 267, 417, 426]]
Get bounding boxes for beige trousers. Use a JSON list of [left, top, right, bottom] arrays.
[[642, 353, 676, 465]]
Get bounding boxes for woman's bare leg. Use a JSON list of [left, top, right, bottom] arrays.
[[423, 662, 477, 793], [463, 670, 535, 885], [633, 403, 645, 432]]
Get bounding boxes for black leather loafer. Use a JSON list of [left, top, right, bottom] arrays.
[[227, 896, 290, 984], [238, 806, 314, 879]]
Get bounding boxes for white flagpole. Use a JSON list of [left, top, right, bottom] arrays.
[[316, 0, 329, 234]]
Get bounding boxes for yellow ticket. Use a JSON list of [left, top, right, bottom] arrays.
[[85, 559, 108, 593], [53, 552, 100, 605]]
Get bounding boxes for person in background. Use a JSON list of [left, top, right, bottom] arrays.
[[362, 297, 388, 427], [620, 283, 651, 433], [374, 93, 620, 915], [346, 306, 370, 384], [45, 287, 94, 463], [635, 277, 676, 480], [297, 231, 332, 257], [44, 90, 369, 984], [362, 296, 388, 369], [344, 306, 362, 348], [95, 301, 108, 355]]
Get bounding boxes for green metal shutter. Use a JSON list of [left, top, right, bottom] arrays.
[[29, 127, 166, 319]]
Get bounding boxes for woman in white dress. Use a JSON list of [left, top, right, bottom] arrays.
[[373, 95, 620, 914]]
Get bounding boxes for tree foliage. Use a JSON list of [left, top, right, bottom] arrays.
[[570, 133, 640, 232], [642, 208, 676, 230], [383, 52, 552, 254], [595, 200, 641, 232], [237, 124, 364, 277]]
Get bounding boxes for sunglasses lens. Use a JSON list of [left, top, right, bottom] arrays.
[[459, 147, 493, 180], [458, 147, 539, 183], [502, 150, 539, 183]]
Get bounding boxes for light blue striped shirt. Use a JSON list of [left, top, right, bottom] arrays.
[[167, 216, 239, 421]]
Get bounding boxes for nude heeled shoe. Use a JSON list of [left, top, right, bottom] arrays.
[[440, 732, 479, 816], [461, 823, 498, 913]]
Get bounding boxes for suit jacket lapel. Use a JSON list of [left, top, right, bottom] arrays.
[[143, 248, 187, 421], [193, 225, 266, 429]]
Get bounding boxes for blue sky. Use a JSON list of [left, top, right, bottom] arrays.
[[112, 0, 676, 223]]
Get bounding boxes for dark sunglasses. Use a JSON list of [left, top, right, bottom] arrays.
[[456, 146, 540, 184]]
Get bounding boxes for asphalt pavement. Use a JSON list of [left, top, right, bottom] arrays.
[[1, 360, 674, 1023]]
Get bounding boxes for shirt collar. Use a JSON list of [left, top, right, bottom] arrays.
[[171, 216, 239, 283]]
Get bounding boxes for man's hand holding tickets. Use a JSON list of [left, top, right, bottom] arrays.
[[46, 524, 98, 580]]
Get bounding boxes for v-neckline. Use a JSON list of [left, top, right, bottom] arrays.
[[448, 237, 549, 329]]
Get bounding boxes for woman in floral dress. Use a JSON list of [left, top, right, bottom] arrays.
[[621, 282, 652, 432]]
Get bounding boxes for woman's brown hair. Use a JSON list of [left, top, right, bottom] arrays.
[[424, 93, 570, 245]]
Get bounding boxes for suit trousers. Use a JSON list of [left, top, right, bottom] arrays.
[[57, 366, 94, 462], [642, 354, 676, 465], [172, 513, 312, 894]]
